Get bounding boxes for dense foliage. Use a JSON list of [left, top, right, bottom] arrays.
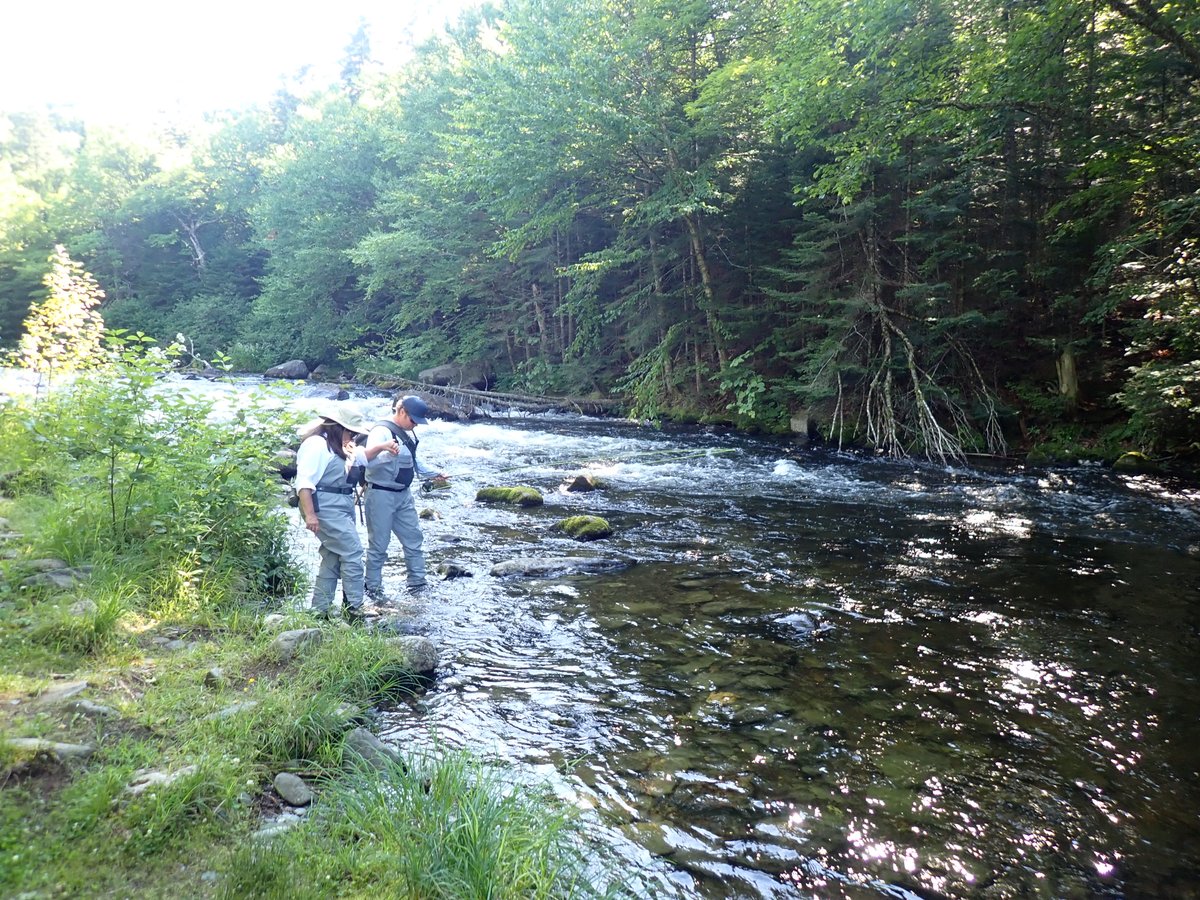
[[1, 0, 1197, 458], [0, 336, 298, 607]]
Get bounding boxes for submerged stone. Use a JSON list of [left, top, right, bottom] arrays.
[[490, 556, 635, 577]]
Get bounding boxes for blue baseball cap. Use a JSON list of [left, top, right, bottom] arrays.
[[400, 395, 430, 424]]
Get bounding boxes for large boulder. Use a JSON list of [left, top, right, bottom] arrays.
[[264, 359, 309, 379], [418, 361, 493, 390]]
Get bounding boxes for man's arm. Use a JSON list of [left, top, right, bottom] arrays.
[[364, 425, 400, 468]]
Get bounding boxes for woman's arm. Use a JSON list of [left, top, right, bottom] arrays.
[[298, 488, 319, 534]]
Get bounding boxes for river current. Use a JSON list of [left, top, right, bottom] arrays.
[[278, 399, 1193, 900], [164, 371, 1197, 900]]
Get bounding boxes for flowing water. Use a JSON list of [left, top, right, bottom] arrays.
[[330, 407, 1200, 900], [7, 367, 1196, 897]]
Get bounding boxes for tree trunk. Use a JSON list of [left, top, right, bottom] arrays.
[[1057, 347, 1079, 412]]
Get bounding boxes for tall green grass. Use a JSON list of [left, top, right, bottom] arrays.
[[222, 750, 613, 900]]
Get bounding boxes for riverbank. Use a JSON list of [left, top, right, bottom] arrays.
[[0, 354, 608, 899], [345, 368, 1199, 478], [0, 584, 594, 897]]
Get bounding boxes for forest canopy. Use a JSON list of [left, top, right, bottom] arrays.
[[1, 0, 1197, 460]]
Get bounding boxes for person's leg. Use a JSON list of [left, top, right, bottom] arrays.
[[363, 489, 395, 593], [320, 500, 365, 610], [311, 542, 338, 613], [390, 493, 428, 589]]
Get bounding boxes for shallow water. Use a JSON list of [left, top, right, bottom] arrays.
[[320, 411, 1200, 899], [7, 364, 1190, 897], [107, 373, 1196, 899]]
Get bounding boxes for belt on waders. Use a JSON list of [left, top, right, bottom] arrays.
[[311, 484, 355, 513], [367, 482, 409, 493]]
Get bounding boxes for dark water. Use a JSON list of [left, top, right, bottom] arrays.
[[291, 400, 1200, 899]]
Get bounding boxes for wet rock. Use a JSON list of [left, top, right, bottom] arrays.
[[384, 635, 439, 673], [670, 590, 715, 606], [436, 562, 472, 580], [1113, 451, 1160, 473], [625, 821, 676, 857], [774, 611, 820, 636], [475, 486, 544, 507], [640, 774, 678, 799], [562, 474, 599, 493], [273, 772, 314, 806], [490, 556, 635, 578], [557, 515, 613, 541], [263, 359, 309, 379]]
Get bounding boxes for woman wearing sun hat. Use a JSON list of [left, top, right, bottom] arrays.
[[294, 401, 387, 623]]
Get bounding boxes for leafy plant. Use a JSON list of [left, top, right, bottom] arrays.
[[13, 245, 106, 392]]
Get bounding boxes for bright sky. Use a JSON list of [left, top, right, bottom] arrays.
[[0, 0, 477, 125]]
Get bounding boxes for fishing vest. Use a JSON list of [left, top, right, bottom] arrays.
[[366, 420, 419, 491]]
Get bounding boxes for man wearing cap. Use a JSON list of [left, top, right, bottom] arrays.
[[363, 394, 444, 600]]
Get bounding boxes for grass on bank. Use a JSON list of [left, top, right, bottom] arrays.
[[0, 342, 615, 899]]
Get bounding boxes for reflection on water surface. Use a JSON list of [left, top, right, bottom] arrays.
[[318, 410, 1199, 899]]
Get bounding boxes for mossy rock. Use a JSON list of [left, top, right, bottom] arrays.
[[1113, 451, 1160, 473], [1025, 448, 1053, 466], [475, 486, 544, 507], [557, 515, 613, 541]]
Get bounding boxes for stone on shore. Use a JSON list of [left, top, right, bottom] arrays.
[[343, 727, 403, 771], [274, 772, 314, 806]]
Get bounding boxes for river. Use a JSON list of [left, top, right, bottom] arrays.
[[7, 364, 1196, 897], [278, 399, 1194, 900]]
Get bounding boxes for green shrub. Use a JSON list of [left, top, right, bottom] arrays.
[[29, 591, 127, 654], [283, 750, 608, 899], [0, 333, 300, 614]]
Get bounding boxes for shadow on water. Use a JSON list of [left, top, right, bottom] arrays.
[[203, 384, 1200, 899]]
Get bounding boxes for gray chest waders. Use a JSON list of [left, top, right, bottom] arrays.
[[364, 424, 427, 591], [309, 452, 365, 612]]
